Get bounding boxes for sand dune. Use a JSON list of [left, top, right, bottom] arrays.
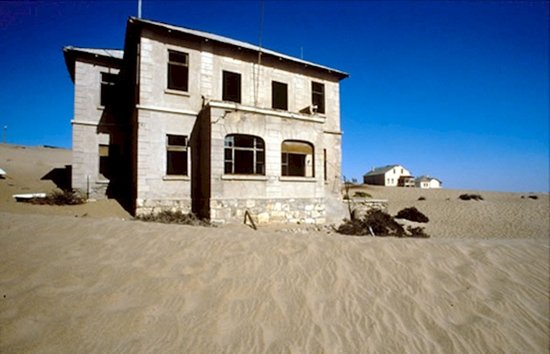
[[0, 144, 549, 352]]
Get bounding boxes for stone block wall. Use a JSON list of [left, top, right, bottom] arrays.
[[210, 197, 325, 225], [349, 198, 389, 220], [135, 198, 192, 216]]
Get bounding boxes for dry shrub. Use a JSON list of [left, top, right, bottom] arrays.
[[337, 209, 404, 237], [418, 196, 426, 201], [137, 210, 211, 227], [337, 209, 430, 238], [353, 191, 372, 198], [458, 194, 484, 201], [528, 195, 538, 200], [26, 189, 85, 205], [407, 226, 430, 238], [395, 207, 429, 223]]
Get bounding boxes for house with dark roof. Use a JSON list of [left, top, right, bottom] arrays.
[[63, 17, 348, 224], [363, 165, 412, 187]]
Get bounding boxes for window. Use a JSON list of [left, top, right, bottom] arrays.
[[167, 50, 189, 91], [222, 71, 241, 103], [166, 134, 188, 175], [224, 134, 264, 175], [311, 81, 325, 114], [99, 144, 110, 178], [281, 140, 314, 177], [100, 72, 117, 106], [272, 81, 288, 110]]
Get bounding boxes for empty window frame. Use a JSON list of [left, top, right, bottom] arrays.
[[166, 135, 188, 176], [224, 134, 265, 175], [99, 144, 110, 178], [167, 50, 189, 91], [100, 72, 117, 106], [311, 81, 325, 114], [222, 71, 241, 103], [281, 140, 314, 177], [272, 81, 288, 110]]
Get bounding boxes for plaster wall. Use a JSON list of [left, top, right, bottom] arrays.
[[72, 60, 120, 198]]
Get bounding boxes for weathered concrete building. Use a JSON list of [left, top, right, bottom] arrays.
[[64, 18, 348, 224]]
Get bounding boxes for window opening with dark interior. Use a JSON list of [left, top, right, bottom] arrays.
[[272, 81, 288, 110], [224, 134, 265, 175], [100, 72, 117, 106], [281, 140, 314, 177], [166, 134, 188, 175], [167, 50, 189, 91], [99, 144, 110, 178], [222, 71, 241, 103], [311, 81, 325, 114]]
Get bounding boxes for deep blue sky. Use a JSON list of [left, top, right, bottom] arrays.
[[1, 1, 548, 192]]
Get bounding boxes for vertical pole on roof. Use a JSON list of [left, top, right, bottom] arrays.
[[2, 126, 6, 144], [138, 0, 142, 18]]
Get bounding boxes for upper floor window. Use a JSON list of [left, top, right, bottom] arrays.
[[272, 81, 288, 110], [166, 134, 188, 176], [224, 134, 264, 175], [311, 81, 325, 114], [282, 140, 314, 177], [100, 72, 117, 106], [222, 71, 241, 103], [167, 50, 189, 92]]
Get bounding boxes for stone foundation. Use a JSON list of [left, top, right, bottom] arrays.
[[210, 197, 325, 225], [349, 198, 389, 220], [135, 198, 192, 216]]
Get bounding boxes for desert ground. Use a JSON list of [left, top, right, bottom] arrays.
[[1, 143, 549, 353]]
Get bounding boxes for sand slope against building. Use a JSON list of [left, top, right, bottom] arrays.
[[0, 144, 548, 352]]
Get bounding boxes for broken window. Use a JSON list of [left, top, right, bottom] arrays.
[[272, 81, 288, 110], [167, 50, 189, 91], [281, 140, 314, 177], [166, 134, 188, 175], [224, 134, 265, 175], [222, 71, 241, 103], [100, 72, 117, 106], [311, 81, 325, 114], [99, 144, 110, 178]]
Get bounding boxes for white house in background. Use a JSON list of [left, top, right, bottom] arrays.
[[363, 164, 412, 187], [415, 176, 442, 189]]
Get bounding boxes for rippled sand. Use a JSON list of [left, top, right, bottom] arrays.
[[1, 212, 548, 353], [1, 144, 548, 352]]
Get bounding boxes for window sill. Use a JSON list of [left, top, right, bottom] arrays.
[[221, 175, 268, 181], [97, 179, 110, 184], [279, 176, 317, 182], [165, 89, 190, 97], [163, 175, 190, 181]]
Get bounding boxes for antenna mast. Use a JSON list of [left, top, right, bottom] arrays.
[[138, 0, 142, 18]]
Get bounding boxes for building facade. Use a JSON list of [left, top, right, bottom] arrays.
[[363, 165, 412, 187], [415, 176, 442, 189], [64, 18, 348, 224]]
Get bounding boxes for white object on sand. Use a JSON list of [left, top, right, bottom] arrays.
[[12, 193, 47, 202], [0, 168, 6, 177]]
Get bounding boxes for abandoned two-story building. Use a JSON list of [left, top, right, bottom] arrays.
[[63, 17, 348, 224]]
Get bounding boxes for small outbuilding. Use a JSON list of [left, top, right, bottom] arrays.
[[415, 176, 442, 189]]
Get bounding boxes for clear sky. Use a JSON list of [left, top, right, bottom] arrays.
[[0, 1, 548, 192]]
